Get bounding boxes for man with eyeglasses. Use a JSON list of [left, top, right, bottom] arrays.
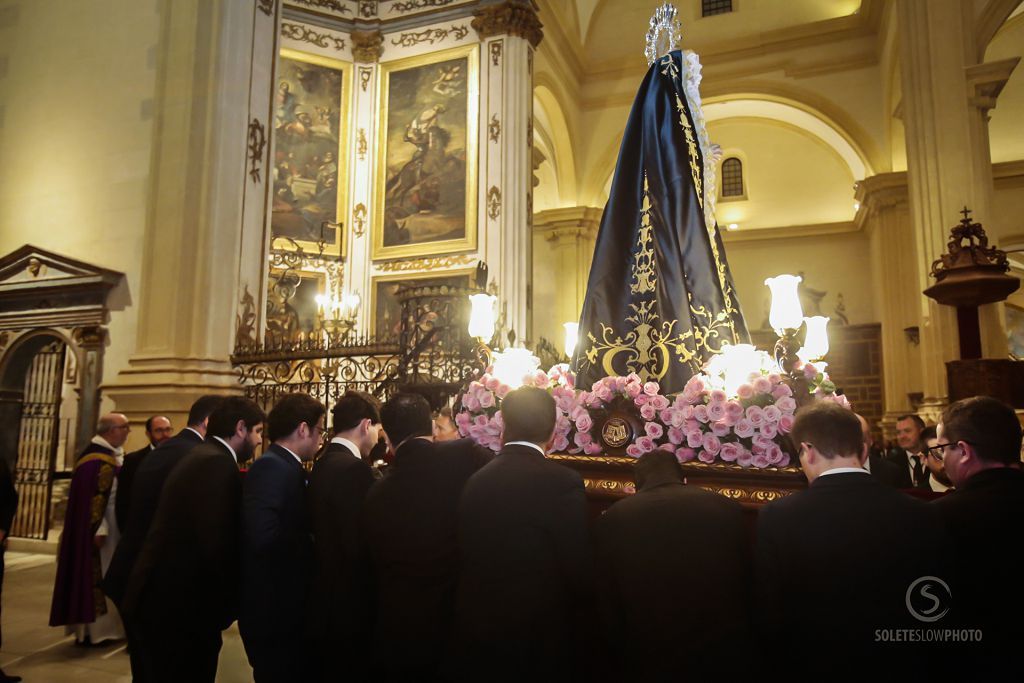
[[933, 396, 1024, 674], [755, 401, 947, 678], [240, 392, 323, 682], [920, 426, 953, 492]]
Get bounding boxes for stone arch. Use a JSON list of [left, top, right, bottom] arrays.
[[533, 78, 578, 205]]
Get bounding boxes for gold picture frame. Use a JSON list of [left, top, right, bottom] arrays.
[[371, 268, 476, 339], [266, 268, 328, 342], [271, 48, 352, 258], [372, 44, 479, 260]]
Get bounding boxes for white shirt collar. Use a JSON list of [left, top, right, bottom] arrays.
[[212, 436, 238, 464], [504, 441, 546, 456], [818, 466, 869, 478], [91, 434, 124, 459], [277, 444, 303, 465], [330, 436, 361, 460], [186, 427, 204, 440]]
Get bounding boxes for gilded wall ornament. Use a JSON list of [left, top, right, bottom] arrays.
[[376, 254, 476, 272], [257, 0, 276, 17], [352, 30, 384, 62], [489, 40, 502, 66], [235, 284, 258, 349], [358, 66, 372, 91], [392, 0, 457, 12], [488, 114, 500, 143], [287, 0, 351, 14], [247, 118, 266, 183], [487, 186, 501, 220], [357, 128, 368, 160], [358, 0, 376, 18], [472, 1, 543, 48], [353, 203, 367, 237], [72, 326, 106, 346], [390, 25, 469, 48], [281, 22, 346, 51]]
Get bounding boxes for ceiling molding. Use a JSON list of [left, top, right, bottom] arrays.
[[722, 221, 860, 244]]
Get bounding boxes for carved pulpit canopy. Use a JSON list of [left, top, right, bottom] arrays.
[[0, 244, 124, 330]]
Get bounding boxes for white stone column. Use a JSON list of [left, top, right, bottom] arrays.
[[105, 0, 278, 425], [473, 1, 542, 346], [897, 0, 1017, 418]]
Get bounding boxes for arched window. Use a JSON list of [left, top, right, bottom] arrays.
[[702, 0, 733, 17], [721, 157, 744, 198]]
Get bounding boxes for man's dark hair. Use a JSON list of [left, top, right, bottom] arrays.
[[267, 393, 325, 442], [207, 397, 267, 440], [382, 393, 434, 450], [381, 393, 433, 448], [145, 416, 158, 432], [187, 395, 224, 427], [940, 396, 1022, 465], [896, 413, 926, 431], [332, 390, 381, 434], [920, 425, 937, 442], [635, 449, 684, 490], [501, 386, 556, 444], [791, 402, 863, 459]]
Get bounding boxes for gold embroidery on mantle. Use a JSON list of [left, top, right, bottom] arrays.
[[630, 181, 655, 295]]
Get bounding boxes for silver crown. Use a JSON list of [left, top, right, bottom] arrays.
[[645, 3, 682, 66]]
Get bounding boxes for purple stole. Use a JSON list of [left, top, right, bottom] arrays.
[[49, 443, 119, 626]]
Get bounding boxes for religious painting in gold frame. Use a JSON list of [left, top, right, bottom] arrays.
[[371, 269, 475, 339], [1007, 303, 1024, 360], [266, 268, 327, 344], [372, 44, 479, 260], [271, 48, 352, 258]]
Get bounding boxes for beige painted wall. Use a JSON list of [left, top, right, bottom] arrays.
[[0, 0, 160, 403], [986, 14, 1024, 164]]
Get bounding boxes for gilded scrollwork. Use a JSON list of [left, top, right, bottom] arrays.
[[357, 128, 367, 160], [358, 66, 373, 91], [358, 0, 376, 18], [352, 203, 367, 237], [487, 186, 501, 220], [376, 254, 476, 273], [281, 22, 346, 51], [287, 0, 351, 14], [392, 0, 457, 12], [235, 285, 258, 350], [247, 118, 266, 183], [490, 40, 502, 66], [389, 24, 469, 48], [488, 114, 500, 143], [257, 0, 276, 16]]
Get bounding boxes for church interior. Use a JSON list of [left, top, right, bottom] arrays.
[[0, 0, 1023, 680]]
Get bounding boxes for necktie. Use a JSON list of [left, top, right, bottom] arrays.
[[912, 454, 927, 488]]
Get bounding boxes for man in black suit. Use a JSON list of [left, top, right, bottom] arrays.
[[594, 449, 750, 679], [363, 392, 491, 681], [0, 456, 19, 683], [934, 396, 1024, 673], [756, 402, 947, 678], [115, 415, 172, 531], [453, 386, 590, 679], [887, 413, 931, 489], [239, 393, 323, 683], [103, 394, 222, 680], [122, 397, 265, 683], [307, 390, 380, 682], [857, 413, 902, 488]]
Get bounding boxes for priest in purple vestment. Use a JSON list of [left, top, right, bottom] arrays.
[[49, 413, 130, 645]]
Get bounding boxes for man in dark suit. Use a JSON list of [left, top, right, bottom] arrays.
[[453, 386, 591, 680], [121, 397, 265, 683], [363, 392, 491, 681], [934, 396, 1024, 674], [103, 394, 222, 680], [115, 415, 172, 531], [0, 456, 19, 683], [594, 449, 750, 679], [756, 402, 947, 678], [239, 393, 323, 683], [887, 413, 931, 489], [857, 413, 902, 488], [307, 390, 381, 682]]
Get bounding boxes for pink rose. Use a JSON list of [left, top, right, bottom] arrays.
[[596, 384, 614, 403], [668, 427, 684, 445], [698, 449, 716, 464], [659, 408, 675, 425], [626, 382, 643, 399], [634, 393, 650, 406], [751, 453, 770, 469], [584, 442, 602, 455], [707, 402, 726, 422], [676, 447, 697, 463], [640, 404, 657, 420], [760, 422, 779, 439], [778, 453, 791, 467], [719, 442, 741, 462], [766, 444, 784, 465], [625, 373, 642, 384], [746, 405, 765, 427], [709, 389, 727, 403], [724, 401, 744, 421], [463, 394, 481, 412], [552, 435, 569, 452], [752, 434, 775, 454], [643, 381, 660, 396], [626, 444, 643, 458], [736, 384, 754, 400], [737, 449, 753, 468], [678, 405, 695, 420], [767, 373, 782, 384], [734, 419, 755, 439], [776, 397, 797, 414], [574, 431, 593, 448], [495, 384, 511, 399], [701, 433, 722, 456], [651, 395, 670, 410], [804, 363, 819, 380], [711, 420, 730, 437], [686, 430, 704, 448], [474, 414, 489, 427], [645, 422, 664, 439], [693, 405, 709, 423], [479, 391, 495, 409], [575, 413, 593, 433], [684, 376, 705, 394], [763, 405, 782, 423], [636, 436, 656, 453], [753, 376, 772, 394], [772, 383, 793, 399], [485, 376, 501, 392]]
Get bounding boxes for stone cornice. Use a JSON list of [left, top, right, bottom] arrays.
[[471, 0, 543, 48]]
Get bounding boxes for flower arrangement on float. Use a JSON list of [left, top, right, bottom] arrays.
[[455, 342, 849, 469]]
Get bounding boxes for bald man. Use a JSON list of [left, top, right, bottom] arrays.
[[50, 413, 130, 645]]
